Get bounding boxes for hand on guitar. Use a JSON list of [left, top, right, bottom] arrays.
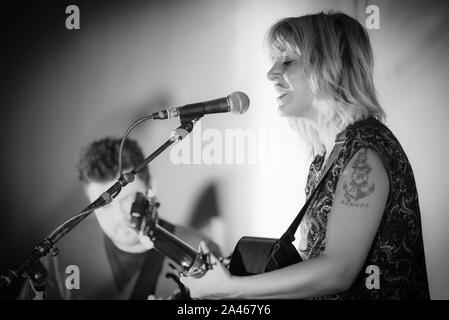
[[180, 241, 235, 299]]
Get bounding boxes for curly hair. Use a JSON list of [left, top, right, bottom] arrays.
[[77, 137, 150, 186]]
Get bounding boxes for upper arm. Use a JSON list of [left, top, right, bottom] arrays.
[[322, 148, 389, 288]]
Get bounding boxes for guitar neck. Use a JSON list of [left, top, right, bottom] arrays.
[[150, 223, 200, 271], [130, 194, 210, 277]]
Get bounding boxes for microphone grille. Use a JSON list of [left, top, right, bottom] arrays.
[[228, 91, 250, 115]]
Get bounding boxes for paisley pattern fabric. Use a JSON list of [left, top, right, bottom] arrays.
[[300, 117, 430, 299]]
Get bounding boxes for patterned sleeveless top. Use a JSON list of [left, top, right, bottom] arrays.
[[300, 117, 430, 299]]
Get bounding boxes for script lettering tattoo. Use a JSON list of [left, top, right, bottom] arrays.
[[341, 149, 375, 207]]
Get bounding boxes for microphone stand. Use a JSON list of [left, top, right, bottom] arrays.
[[0, 117, 201, 294]]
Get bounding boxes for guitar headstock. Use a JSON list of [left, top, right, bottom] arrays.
[[130, 192, 160, 239]]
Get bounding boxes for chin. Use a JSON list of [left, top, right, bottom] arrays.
[[277, 106, 298, 117], [276, 104, 289, 116], [113, 228, 139, 244], [278, 102, 312, 119], [112, 234, 146, 251], [118, 235, 140, 246], [115, 241, 148, 253]]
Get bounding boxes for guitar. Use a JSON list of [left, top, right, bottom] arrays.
[[229, 138, 345, 276], [228, 235, 302, 276], [130, 192, 213, 279], [131, 193, 301, 279], [132, 137, 343, 282]]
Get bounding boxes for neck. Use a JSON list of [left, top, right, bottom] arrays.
[[308, 118, 337, 159], [321, 129, 336, 159]]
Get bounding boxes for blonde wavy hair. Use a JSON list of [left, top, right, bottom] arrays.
[[266, 11, 385, 157]]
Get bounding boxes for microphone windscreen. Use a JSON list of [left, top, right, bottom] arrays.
[[228, 91, 250, 115]]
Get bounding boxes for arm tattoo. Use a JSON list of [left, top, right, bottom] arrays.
[[341, 149, 375, 208]]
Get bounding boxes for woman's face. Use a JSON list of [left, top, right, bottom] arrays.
[[267, 49, 315, 119]]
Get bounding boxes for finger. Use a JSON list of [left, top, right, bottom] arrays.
[[199, 241, 210, 254], [179, 277, 198, 298], [209, 253, 220, 264]]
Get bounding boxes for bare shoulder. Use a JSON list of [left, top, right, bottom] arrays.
[[323, 148, 390, 286], [336, 148, 389, 209]]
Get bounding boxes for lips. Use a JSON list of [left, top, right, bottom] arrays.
[[277, 92, 288, 99], [274, 84, 288, 98], [276, 90, 288, 100]]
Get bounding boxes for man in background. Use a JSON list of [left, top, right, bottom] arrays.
[[19, 137, 221, 299]]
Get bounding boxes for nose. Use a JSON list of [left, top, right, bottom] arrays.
[[267, 62, 281, 82]]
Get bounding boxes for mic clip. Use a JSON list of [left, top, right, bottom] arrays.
[[170, 116, 202, 141]]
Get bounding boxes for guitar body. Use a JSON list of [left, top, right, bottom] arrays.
[[228, 236, 302, 276], [228, 237, 277, 276]]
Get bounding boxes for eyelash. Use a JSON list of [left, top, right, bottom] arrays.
[[282, 60, 293, 66]]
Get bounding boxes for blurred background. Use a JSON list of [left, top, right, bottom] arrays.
[[1, 0, 448, 299]]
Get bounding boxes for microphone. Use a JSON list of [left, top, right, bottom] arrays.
[[151, 91, 250, 120]]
